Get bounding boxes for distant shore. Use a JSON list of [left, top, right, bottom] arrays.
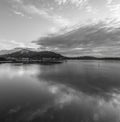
[[1, 58, 120, 64], [65, 57, 120, 60], [1, 49, 120, 64], [0, 59, 64, 64]]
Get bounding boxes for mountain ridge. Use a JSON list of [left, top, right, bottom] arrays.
[[0, 48, 64, 60]]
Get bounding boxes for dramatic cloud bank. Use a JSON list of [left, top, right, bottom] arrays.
[[35, 20, 120, 57]]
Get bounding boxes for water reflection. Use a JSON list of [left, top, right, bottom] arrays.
[[0, 64, 41, 78], [37, 60, 120, 96], [0, 61, 120, 122]]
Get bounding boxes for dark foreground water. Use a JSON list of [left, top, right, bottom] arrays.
[[0, 60, 120, 122]]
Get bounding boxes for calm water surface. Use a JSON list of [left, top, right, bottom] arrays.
[[0, 60, 120, 122]]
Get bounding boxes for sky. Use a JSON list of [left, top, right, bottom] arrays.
[[1, 0, 120, 56]]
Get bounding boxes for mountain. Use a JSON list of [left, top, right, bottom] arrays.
[[1, 48, 120, 62], [1, 48, 64, 60], [0, 57, 8, 61]]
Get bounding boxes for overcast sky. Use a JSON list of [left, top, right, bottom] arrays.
[[1, 0, 120, 56]]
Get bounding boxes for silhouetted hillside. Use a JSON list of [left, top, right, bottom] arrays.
[[0, 57, 8, 61], [1, 48, 120, 63], [2, 49, 64, 60]]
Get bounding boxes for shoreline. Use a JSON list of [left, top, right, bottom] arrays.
[[1, 58, 120, 64]]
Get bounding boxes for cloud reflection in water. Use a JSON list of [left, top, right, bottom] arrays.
[[0, 62, 120, 122]]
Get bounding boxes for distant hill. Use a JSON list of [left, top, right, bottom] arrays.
[[1, 48, 64, 60], [1, 48, 120, 63], [0, 57, 8, 61]]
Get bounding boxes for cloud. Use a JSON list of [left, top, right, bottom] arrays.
[[13, 10, 25, 17], [108, 4, 120, 19], [12, 0, 23, 4], [22, 5, 71, 26], [13, 0, 88, 7], [34, 21, 120, 57], [10, 40, 28, 47], [55, 0, 88, 7], [55, 0, 98, 23], [0, 39, 38, 50], [106, 0, 120, 20], [10, 40, 39, 48], [0, 39, 23, 50], [107, 0, 113, 5], [11, 0, 72, 27]]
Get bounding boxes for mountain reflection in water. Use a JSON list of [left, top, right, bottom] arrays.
[[0, 61, 120, 122]]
